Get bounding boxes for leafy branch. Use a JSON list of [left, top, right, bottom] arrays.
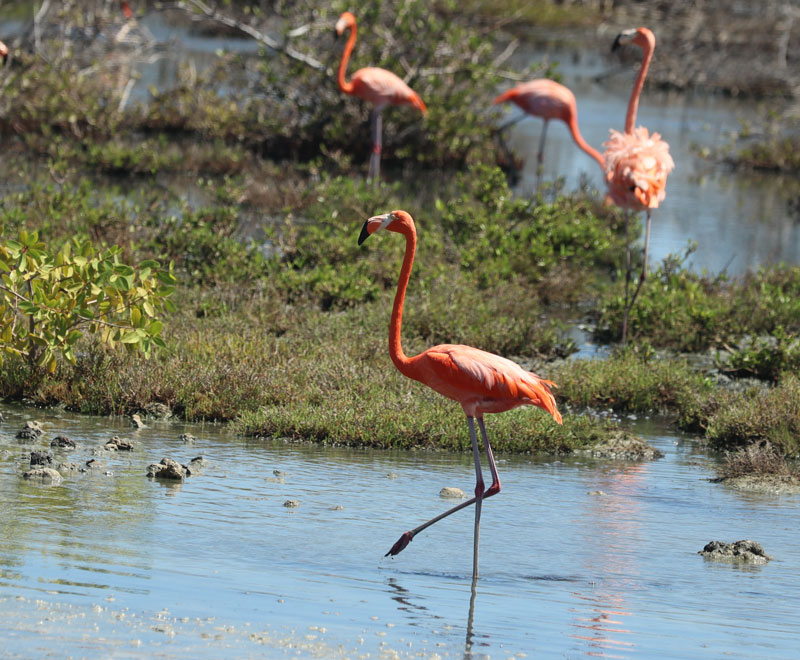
[[0, 229, 176, 374]]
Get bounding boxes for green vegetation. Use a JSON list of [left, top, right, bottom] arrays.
[[0, 1, 798, 462], [0, 229, 174, 375], [594, 261, 800, 350]]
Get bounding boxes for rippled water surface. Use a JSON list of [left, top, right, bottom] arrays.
[[1, 404, 799, 658]]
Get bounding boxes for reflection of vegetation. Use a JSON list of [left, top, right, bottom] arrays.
[[706, 112, 800, 173]]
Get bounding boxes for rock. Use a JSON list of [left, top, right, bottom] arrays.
[[85, 458, 107, 470], [30, 450, 54, 466], [330, 505, 345, 511], [23, 467, 62, 483], [385, 472, 399, 479], [51, 436, 77, 449], [57, 462, 80, 471], [576, 432, 664, 460], [0, 411, 4, 423], [273, 469, 287, 478], [105, 436, 134, 451], [189, 456, 207, 468], [130, 414, 145, 429], [588, 490, 607, 496], [144, 402, 172, 420], [147, 457, 191, 481], [698, 540, 773, 564], [439, 487, 467, 499], [16, 421, 43, 441], [179, 433, 196, 443], [283, 499, 300, 508]]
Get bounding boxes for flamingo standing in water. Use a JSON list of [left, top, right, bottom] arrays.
[[335, 12, 427, 182], [493, 79, 604, 190], [358, 210, 563, 580], [603, 27, 674, 342]]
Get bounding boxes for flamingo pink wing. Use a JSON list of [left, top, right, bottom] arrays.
[[351, 67, 426, 112], [415, 345, 562, 423]]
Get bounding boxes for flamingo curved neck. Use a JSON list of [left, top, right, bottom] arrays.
[[338, 23, 357, 95], [388, 225, 416, 375], [625, 40, 653, 134], [567, 115, 605, 170]]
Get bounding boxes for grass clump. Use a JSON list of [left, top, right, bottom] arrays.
[[677, 376, 800, 458], [715, 441, 799, 481], [595, 262, 800, 351], [551, 350, 711, 414]]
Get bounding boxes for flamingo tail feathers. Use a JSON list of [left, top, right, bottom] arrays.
[[409, 93, 427, 116], [519, 377, 563, 425], [492, 88, 518, 105]]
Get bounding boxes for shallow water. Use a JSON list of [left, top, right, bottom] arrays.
[[1, 405, 798, 658]]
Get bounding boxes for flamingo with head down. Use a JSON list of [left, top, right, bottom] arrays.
[[358, 210, 562, 580], [604, 27, 674, 342], [335, 12, 427, 182], [493, 79, 604, 190]]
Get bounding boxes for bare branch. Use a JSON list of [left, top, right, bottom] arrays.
[[166, 0, 326, 72]]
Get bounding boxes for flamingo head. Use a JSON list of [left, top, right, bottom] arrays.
[[336, 11, 356, 36], [358, 210, 413, 245], [612, 27, 655, 53], [0, 41, 8, 66]]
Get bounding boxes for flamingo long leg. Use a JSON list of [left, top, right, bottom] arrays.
[[368, 107, 383, 182], [468, 416, 485, 579], [622, 211, 632, 344], [477, 417, 501, 497], [641, 209, 652, 283], [385, 417, 501, 580], [535, 119, 549, 192]]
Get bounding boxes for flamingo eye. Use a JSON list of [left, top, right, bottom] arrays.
[[629, 185, 636, 192]]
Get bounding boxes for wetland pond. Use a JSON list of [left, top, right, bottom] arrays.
[[2, 404, 800, 659], [1, 14, 800, 659]]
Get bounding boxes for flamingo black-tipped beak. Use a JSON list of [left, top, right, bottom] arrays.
[[385, 531, 414, 557], [358, 221, 371, 245], [612, 29, 637, 52]]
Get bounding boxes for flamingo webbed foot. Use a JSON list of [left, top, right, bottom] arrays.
[[385, 531, 414, 557]]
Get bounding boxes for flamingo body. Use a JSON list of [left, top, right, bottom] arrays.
[[604, 127, 673, 211], [494, 79, 577, 123], [604, 27, 674, 342], [348, 66, 427, 113], [336, 12, 426, 181], [359, 210, 561, 578], [404, 344, 561, 420], [493, 79, 603, 185], [603, 27, 673, 212]]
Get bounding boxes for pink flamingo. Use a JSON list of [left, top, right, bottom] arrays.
[[603, 27, 674, 342], [0, 41, 8, 65], [493, 79, 604, 189], [359, 210, 563, 580], [335, 12, 427, 182]]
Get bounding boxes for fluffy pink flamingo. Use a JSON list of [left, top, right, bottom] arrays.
[[336, 12, 427, 182], [359, 210, 563, 580], [603, 27, 674, 342], [493, 79, 604, 189], [0, 40, 8, 65]]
